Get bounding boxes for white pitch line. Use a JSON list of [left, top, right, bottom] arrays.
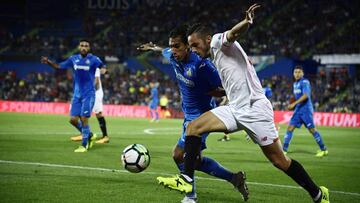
[[143, 128, 180, 135], [0, 160, 359, 197]]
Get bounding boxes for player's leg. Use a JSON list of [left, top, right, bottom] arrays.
[[283, 113, 301, 153], [74, 96, 95, 152], [69, 116, 82, 132], [69, 97, 83, 141], [149, 102, 155, 122], [95, 112, 109, 144], [303, 113, 328, 157], [260, 140, 329, 202]]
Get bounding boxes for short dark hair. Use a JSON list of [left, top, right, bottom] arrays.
[[187, 23, 212, 37], [79, 38, 91, 44], [294, 65, 303, 71], [169, 24, 189, 44]]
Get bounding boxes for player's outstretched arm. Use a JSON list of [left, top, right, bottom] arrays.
[[40, 56, 60, 69], [137, 42, 164, 52], [226, 3, 260, 43]]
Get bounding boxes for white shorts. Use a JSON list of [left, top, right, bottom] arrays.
[[210, 98, 278, 146], [92, 94, 103, 114]]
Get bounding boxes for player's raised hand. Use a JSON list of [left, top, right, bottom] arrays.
[[40, 56, 50, 64], [137, 42, 156, 51], [246, 3, 260, 24]]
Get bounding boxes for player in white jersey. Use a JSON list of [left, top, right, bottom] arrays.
[[157, 4, 329, 203], [71, 68, 109, 143]]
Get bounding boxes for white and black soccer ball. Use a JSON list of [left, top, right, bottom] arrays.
[[121, 144, 150, 173]]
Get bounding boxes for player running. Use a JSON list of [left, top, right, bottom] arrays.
[[138, 25, 248, 203], [41, 39, 105, 152], [157, 4, 329, 203], [283, 66, 328, 157], [71, 68, 110, 144]]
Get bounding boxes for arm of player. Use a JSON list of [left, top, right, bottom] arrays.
[[226, 3, 260, 43], [208, 87, 226, 97], [95, 68, 101, 90], [137, 42, 164, 52], [288, 94, 308, 110], [40, 56, 60, 69]]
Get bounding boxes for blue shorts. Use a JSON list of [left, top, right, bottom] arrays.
[[149, 100, 159, 110], [289, 111, 315, 129], [70, 95, 95, 118], [177, 118, 209, 150]]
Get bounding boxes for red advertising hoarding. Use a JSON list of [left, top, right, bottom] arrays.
[[1, 101, 359, 127]]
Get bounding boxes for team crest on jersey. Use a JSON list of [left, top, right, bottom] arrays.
[[186, 69, 192, 77], [86, 59, 90, 64]]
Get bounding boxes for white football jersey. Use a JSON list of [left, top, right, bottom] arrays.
[[95, 68, 103, 98], [210, 31, 265, 108]]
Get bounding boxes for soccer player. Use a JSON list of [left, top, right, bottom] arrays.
[[70, 68, 110, 143], [283, 66, 328, 157], [157, 4, 329, 203], [138, 25, 248, 203], [41, 39, 105, 152], [148, 82, 160, 122]]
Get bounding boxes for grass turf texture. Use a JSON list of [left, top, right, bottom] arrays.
[[0, 112, 359, 203]]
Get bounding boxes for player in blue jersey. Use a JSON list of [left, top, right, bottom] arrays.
[[41, 39, 105, 152], [138, 25, 248, 203], [284, 66, 328, 157], [148, 82, 160, 122]]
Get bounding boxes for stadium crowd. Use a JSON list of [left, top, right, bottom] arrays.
[[2, 0, 359, 61], [1, 67, 359, 113]]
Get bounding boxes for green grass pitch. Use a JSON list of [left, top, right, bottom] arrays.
[[0, 112, 359, 202]]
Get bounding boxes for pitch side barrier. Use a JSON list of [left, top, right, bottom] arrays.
[[0, 101, 359, 128]]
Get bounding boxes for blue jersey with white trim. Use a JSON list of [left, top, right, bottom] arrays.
[[293, 78, 313, 113], [162, 48, 221, 118], [59, 53, 105, 97]]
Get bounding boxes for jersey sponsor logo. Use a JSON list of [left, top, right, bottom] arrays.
[[74, 65, 90, 71], [186, 69, 192, 77], [174, 69, 194, 87], [294, 89, 301, 94]]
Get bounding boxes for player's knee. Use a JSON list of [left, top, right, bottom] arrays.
[[271, 157, 290, 171], [69, 117, 77, 125], [186, 121, 202, 136]]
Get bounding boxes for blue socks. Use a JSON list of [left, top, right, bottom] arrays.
[[81, 125, 90, 147], [176, 156, 233, 198], [283, 130, 294, 152], [312, 131, 326, 150], [283, 130, 326, 151], [197, 156, 233, 182], [75, 120, 82, 132]]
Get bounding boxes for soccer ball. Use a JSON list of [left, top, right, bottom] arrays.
[[121, 144, 150, 173]]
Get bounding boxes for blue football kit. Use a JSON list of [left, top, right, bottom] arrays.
[[60, 53, 105, 118], [162, 48, 221, 150], [162, 48, 234, 194], [149, 87, 159, 110], [283, 77, 326, 152], [60, 53, 105, 148], [289, 78, 314, 128]]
